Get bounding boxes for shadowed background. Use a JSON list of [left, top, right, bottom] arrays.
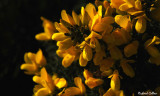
[[0, 0, 93, 95]]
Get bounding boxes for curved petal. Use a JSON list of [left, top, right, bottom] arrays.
[[20, 63, 37, 74], [57, 38, 73, 50], [55, 78, 67, 89], [35, 33, 51, 40], [35, 88, 51, 96], [85, 77, 104, 89], [52, 33, 69, 41], [33, 76, 42, 84], [74, 77, 86, 94], [79, 52, 88, 67], [83, 69, 93, 80], [36, 49, 46, 66], [85, 3, 96, 20], [63, 87, 81, 96], [135, 17, 146, 33], [83, 45, 93, 61], [62, 54, 75, 68], [72, 11, 81, 26]]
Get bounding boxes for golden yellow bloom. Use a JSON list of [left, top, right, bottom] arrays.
[[20, 49, 46, 75], [120, 59, 135, 78], [108, 70, 121, 91], [33, 67, 55, 96], [35, 17, 56, 40], [100, 58, 114, 72], [108, 45, 123, 60], [111, 0, 148, 33], [124, 40, 139, 57], [83, 69, 104, 89], [33, 68, 67, 96], [115, 15, 132, 32], [62, 77, 86, 96], [56, 47, 81, 68], [103, 88, 125, 96]]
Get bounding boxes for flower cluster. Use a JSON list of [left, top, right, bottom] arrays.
[[21, 0, 160, 96]]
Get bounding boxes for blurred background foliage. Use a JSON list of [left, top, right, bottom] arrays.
[[0, 0, 93, 95]]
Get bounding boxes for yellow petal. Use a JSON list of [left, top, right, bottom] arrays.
[[85, 3, 96, 20], [81, 7, 90, 25], [20, 63, 37, 74], [110, 72, 120, 91], [72, 11, 81, 26], [119, 3, 131, 11], [35, 88, 50, 96], [35, 33, 51, 40], [100, 58, 114, 71], [109, 46, 123, 60], [123, 0, 135, 7], [74, 77, 86, 94], [56, 49, 67, 58], [135, 0, 142, 10], [110, 0, 125, 9], [98, 5, 102, 17], [24, 53, 31, 63], [83, 45, 93, 61], [93, 49, 106, 65], [52, 33, 68, 41], [33, 76, 42, 84], [54, 22, 69, 33], [57, 38, 72, 50], [146, 46, 160, 57], [115, 15, 132, 31], [103, 88, 116, 96], [61, 10, 74, 25], [55, 78, 67, 89], [85, 77, 104, 89], [79, 52, 88, 67], [120, 60, 135, 78], [63, 87, 81, 96], [36, 49, 46, 67], [135, 17, 146, 33], [83, 69, 93, 80], [85, 31, 102, 41], [62, 54, 75, 68], [149, 56, 160, 66], [41, 67, 49, 81], [124, 40, 139, 57], [101, 69, 113, 77]]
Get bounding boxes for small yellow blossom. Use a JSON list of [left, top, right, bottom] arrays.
[[124, 40, 139, 57], [33, 68, 67, 96], [62, 77, 86, 96], [108, 45, 123, 60], [120, 59, 135, 78], [33, 67, 55, 96], [108, 70, 121, 91], [35, 17, 56, 40], [83, 69, 104, 89], [20, 49, 46, 75]]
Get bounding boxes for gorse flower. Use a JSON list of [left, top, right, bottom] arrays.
[[20, 49, 46, 75], [21, 0, 160, 96]]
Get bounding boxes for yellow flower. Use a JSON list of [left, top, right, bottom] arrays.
[[33, 68, 67, 96], [124, 40, 139, 57], [120, 59, 135, 78], [108, 45, 123, 60], [108, 70, 121, 91], [111, 0, 148, 33], [103, 88, 125, 96], [62, 77, 86, 96], [33, 67, 55, 96], [35, 17, 56, 40], [93, 47, 106, 65], [100, 58, 114, 72], [52, 3, 109, 67], [56, 46, 81, 68], [115, 15, 132, 32], [83, 69, 104, 89], [20, 49, 46, 75]]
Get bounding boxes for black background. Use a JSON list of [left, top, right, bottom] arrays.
[[0, 0, 92, 95]]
